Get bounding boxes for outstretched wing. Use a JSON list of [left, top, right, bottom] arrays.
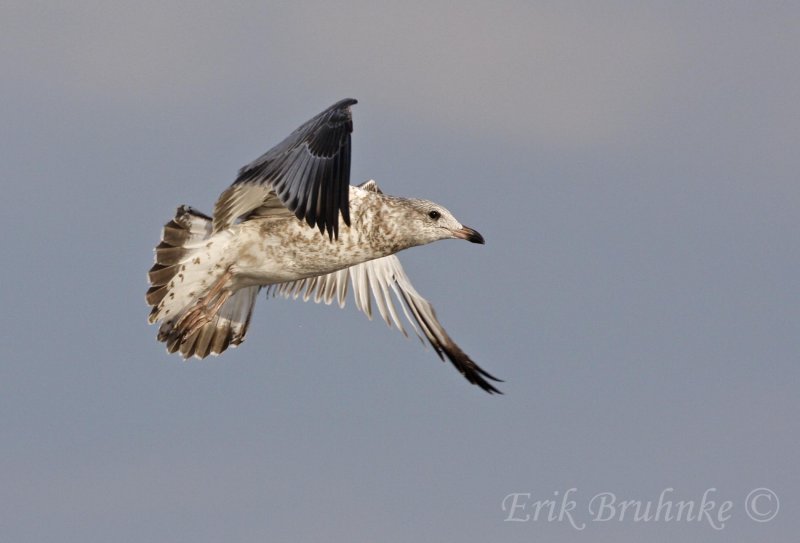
[[213, 98, 357, 239], [266, 255, 503, 394]]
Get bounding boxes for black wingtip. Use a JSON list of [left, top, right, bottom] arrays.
[[473, 374, 504, 395], [334, 98, 358, 108], [444, 348, 504, 395], [475, 373, 504, 395]]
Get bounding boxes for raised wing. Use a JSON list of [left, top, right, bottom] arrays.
[[266, 255, 503, 394], [213, 98, 357, 239]]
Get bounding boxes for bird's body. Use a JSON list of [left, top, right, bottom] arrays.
[[228, 185, 430, 288], [147, 99, 502, 393]]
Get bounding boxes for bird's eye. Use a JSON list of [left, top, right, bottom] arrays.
[[428, 210, 441, 220]]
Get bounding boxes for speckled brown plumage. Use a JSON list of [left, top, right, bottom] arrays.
[[147, 100, 501, 393]]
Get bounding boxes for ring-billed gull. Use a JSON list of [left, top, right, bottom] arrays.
[[146, 99, 502, 393]]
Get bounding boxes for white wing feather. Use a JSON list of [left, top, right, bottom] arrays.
[[266, 254, 502, 393]]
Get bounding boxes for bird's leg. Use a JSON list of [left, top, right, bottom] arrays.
[[196, 269, 233, 307], [176, 270, 233, 340], [180, 289, 232, 340]]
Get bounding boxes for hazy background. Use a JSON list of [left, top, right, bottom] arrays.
[[2, 1, 797, 541]]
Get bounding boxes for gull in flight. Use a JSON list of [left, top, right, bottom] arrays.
[[146, 99, 502, 393]]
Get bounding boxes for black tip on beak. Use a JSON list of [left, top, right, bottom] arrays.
[[454, 226, 485, 244]]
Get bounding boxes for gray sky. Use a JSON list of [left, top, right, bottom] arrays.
[[1, 1, 798, 541]]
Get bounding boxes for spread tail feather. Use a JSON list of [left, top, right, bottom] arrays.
[[146, 205, 259, 358]]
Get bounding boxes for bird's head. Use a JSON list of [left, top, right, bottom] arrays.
[[405, 199, 485, 246]]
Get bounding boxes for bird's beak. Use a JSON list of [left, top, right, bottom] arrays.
[[453, 226, 485, 244]]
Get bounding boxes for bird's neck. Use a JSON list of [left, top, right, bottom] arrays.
[[350, 192, 423, 256]]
